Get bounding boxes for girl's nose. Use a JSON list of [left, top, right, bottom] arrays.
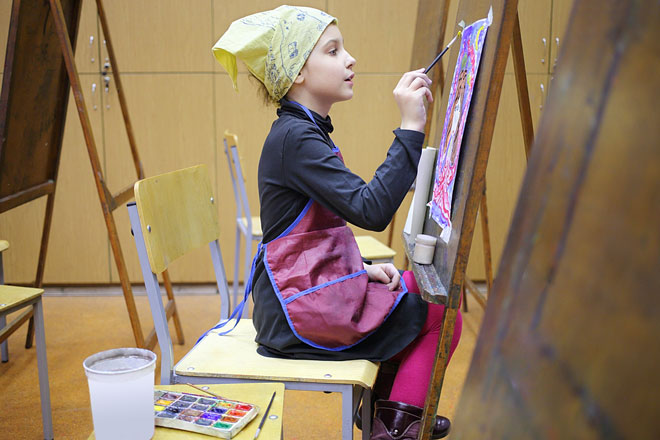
[[346, 51, 356, 69]]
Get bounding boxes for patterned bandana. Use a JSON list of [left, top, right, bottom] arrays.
[[212, 5, 337, 101]]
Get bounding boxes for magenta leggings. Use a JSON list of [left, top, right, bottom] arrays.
[[388, 271, 463, 408]]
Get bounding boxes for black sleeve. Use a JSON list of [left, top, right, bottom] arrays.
[[281, 125, 425, 231]]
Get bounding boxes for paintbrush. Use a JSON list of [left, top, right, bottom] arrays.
[[186, 382, 228, 400], [254, 391, 276, 439], [424, 30, 462, 74]]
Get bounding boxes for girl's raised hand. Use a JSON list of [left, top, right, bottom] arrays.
[[393, 68, 434, 133]]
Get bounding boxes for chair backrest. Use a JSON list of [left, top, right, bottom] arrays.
[[223, 131, 253, 224], [128, 164, 232, 384], [133, 165, 219, 274]]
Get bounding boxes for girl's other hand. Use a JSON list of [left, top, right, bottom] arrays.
[[363, 262, 401, 291], [393, 68, 434, 133]]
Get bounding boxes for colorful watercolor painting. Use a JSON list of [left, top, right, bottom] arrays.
[[430, 12, 492, 242]]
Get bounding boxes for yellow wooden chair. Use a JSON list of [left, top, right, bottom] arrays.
[[127, 165, 378, 440], [0, 240, 53, 439]]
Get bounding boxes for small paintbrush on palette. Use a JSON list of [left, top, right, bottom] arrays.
[[154, 389, 259, 438]]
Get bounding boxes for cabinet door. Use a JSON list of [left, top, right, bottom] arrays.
[[99, 0, 214, 73], [506, 0, 552, 75], [549, 0, 574, 75], [43, 74, 110, 284], [466, 73, 529, 280], [105, 73, 216, 283]]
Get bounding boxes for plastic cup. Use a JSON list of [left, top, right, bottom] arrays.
[[83, 348, 157, 440]]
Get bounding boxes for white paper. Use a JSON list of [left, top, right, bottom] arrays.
[[404, 147, 437, 239]]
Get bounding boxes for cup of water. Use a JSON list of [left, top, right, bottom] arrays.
[[83, 348, 157, 440]]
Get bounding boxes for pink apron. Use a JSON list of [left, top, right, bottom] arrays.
[[263, 196, 407, 350], [261, 101, 407, 350]]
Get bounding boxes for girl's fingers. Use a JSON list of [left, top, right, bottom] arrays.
[[397, 69, 432, 89]]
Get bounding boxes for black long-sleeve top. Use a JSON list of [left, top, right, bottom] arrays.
[[252, 99, 428, 361]]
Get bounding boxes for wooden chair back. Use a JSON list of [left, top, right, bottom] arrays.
[[133, 165, 220, 275]]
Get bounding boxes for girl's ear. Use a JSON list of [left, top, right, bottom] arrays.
[[293, 70, 305, 85]]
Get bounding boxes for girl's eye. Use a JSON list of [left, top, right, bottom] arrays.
[[329, 48, 337, 55]]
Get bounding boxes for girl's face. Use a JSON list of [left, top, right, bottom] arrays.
[[295, 24, 356, 114]]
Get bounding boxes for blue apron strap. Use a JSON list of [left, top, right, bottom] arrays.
[[195, 242, 262, 344]]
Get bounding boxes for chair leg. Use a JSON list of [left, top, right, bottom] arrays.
[[341, 384, 355, 440], [233, 225, 241, 311], [0, 314, 8, 362], [25, 316, 34, 349], [360, 388, 372, 440]]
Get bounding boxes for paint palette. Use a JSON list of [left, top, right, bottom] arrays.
[[154, 390, 259, 438]]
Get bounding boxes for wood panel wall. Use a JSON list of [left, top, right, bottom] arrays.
[[0, 0, 573, 285]]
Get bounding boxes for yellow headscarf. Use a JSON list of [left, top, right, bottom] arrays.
[[212, 5, 337, 102]]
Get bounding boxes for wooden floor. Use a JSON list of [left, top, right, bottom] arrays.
[[0, 286, 484, 439]]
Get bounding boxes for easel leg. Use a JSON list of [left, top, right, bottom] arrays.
[[480, 182, 494, 293], [107, 212, 147, 348], [511, 12, 535, 158], [26, 190, 57, 350], [419, 306, 458, 440]]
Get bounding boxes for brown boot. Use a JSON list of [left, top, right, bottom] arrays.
[[370, 400, 450, 440], [356, 361, 399, 430]]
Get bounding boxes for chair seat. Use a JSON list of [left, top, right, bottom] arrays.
[[355, 235, 396, 263], [176, 320, 379, 389], [0, 285, 44, 312], [239, 216, 263, 238]]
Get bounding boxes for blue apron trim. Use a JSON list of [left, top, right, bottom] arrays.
[[195, 241, 262, 344], [263, 243, 409, 351], [283, 269, 367, 305], [274, 199, 313, 241]]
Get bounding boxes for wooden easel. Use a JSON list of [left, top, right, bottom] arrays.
[[410, 0, 535, 312], [403, 1, 527, 438], [0, 0, 184, 350], [48, 0, 185, 349], [452, 1, 660, 437], [461, 8, 535, 311]]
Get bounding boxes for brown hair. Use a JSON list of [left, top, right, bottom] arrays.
[[247, 73, 279, 107]]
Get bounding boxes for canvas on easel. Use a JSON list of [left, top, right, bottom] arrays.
[[431, 10, 492, 243]]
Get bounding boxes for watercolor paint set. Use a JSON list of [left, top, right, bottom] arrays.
[[154, 390, 259, 438]]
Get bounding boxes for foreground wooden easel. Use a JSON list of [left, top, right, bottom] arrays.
[[453, 1, 660, 437], [403, 1, 528, 438], [0, 0, 184, 350]]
